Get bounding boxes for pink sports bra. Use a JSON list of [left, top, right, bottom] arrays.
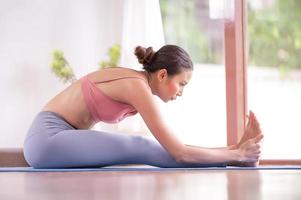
[[80, 75, 147, 123]]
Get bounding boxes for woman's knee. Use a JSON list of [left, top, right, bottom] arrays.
[[23, 137, 56, 168], [131, 135, 162, 150]]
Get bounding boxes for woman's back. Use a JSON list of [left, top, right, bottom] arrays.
[[43, 67, 148, 129]]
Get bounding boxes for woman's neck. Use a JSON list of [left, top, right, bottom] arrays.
[[142, 71, 158, 96]]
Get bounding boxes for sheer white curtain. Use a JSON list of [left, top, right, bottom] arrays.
[[0, 0, 123, 147], [98, 0, 165, 136], [0, 0, 165, 147], [120, 0, 165, 69]]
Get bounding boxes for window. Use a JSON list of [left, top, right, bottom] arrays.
[[159, 0, 226, 147], [247, 0, 301, 160], [161, 0, 301, 164]]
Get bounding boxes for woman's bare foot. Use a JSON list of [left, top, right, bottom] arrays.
[[234, 111, 263, 167], [238, 111, 262, 147], [229, 134, 263, 167]]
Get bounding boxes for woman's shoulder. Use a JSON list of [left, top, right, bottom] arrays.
[[85, 67, 145, 82]]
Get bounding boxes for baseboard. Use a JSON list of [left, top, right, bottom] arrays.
[[0, 148, 29, 167]]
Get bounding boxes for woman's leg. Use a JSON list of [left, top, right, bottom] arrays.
[[25, 129, 225, 168], [24, 111, 225, 168]]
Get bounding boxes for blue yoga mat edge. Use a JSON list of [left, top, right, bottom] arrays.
[[1, 165, 301, 172]]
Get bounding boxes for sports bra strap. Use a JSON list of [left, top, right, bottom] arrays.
[[93, 76, 148, 84]]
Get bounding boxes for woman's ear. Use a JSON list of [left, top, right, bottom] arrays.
[[157, 69, 168, 82]]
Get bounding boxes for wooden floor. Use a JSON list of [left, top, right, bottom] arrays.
[[1, 170, 301, 200]]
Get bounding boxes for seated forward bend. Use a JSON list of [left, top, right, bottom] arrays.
[[23, 45, 263, 168]]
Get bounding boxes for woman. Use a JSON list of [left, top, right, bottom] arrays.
[[24, 45, 263, 168]]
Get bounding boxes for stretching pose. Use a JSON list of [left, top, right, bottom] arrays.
[[24, 45, 263, 168]]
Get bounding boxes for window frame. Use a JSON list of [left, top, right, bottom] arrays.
[[224, 0, 301, 165]]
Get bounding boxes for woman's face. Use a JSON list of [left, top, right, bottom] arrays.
[[157, 69, 192, 102]]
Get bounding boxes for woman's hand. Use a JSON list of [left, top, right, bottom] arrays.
[[229, 111, 263, 166], [236, 134, 263, 166]]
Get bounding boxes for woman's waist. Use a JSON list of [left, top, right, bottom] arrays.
[[42, 108, 95, 129]]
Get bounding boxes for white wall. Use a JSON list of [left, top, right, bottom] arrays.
[[0, 0, 124, 147]]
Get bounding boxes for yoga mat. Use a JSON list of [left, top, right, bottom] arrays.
[[1, 165, 301, 172]]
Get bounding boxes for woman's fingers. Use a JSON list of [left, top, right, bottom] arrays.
[[246, 142, 261, 152], [239, 123, 263, 164], [246, 156, 259, 162], [246, 148, 261, 161]]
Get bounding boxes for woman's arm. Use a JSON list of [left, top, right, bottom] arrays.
[[181, 135, 262, 164], [186, 144, 237, 150], [124, 80, 261, 165], [181, 145, 240, 164]]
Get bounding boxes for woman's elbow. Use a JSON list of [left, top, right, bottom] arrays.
[[175, 155, 185, 163], [172, 148, 187, 163]]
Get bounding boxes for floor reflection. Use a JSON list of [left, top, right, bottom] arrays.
[[5, 169, 301, 200], [227, 170, 262, 200], [22, 171, 229, 200]]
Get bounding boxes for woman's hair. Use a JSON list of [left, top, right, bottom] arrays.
[[134, 45, 193, 75]]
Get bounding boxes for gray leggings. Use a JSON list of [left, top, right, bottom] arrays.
[[23, 111, 225, 168]]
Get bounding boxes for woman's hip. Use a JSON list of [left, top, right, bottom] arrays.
[[24, 111, 75, 144]]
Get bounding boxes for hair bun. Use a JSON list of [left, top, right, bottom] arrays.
[[134, 46, 155, 65]]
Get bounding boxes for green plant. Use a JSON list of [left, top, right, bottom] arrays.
[[51, 50, 76, 83], [50, 44, 121, 83], [99, 44, 121, 69], [160, 0, 216, 63], [248, 0, 301, 74]]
